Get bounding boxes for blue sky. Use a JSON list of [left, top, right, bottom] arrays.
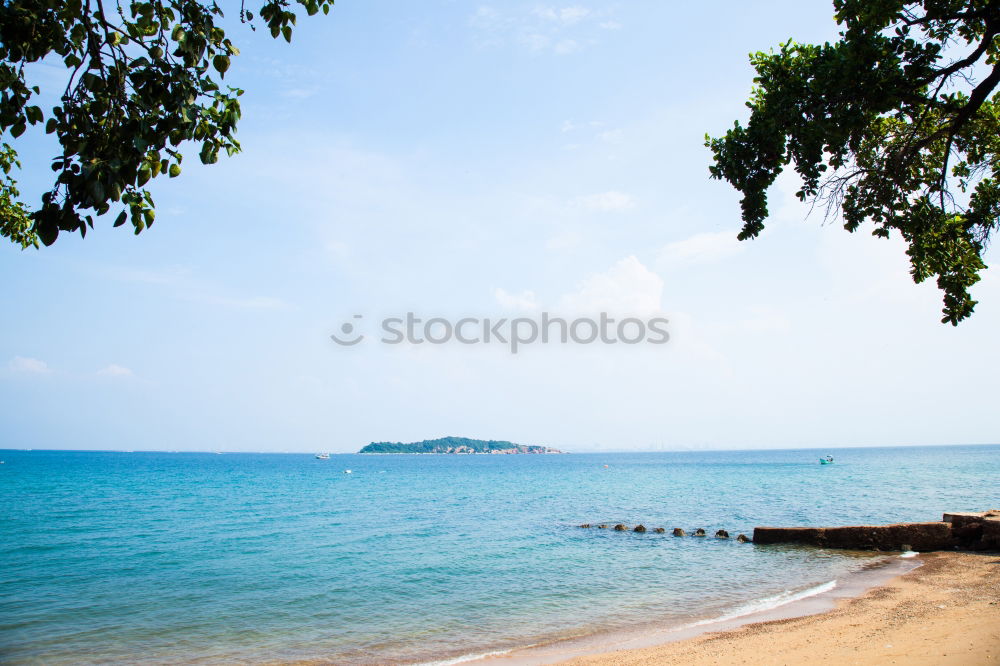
[[2, 1, 998, 452]]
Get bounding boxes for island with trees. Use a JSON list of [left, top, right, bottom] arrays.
[[358, 437, 564, 455]]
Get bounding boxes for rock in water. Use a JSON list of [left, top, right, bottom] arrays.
[[737, 534, 751, 543], [672, 528, 686, 537], [654, 527, 666, 533], [597, 524, 608, 529], [694, 528, 706, 536], [613, 524, 627, 531], [634, 524, 646, 533], [579, 524, 591, 528], [715, 529, 729, 539]]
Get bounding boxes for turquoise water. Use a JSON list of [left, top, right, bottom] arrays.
[[1, 445, 998, 664]]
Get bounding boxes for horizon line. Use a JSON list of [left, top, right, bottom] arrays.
[[2, 442, 998, 455]]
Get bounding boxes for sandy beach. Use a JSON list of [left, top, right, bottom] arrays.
[[559, 551, 999, 666]]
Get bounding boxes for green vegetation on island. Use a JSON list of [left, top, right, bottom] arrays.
[[358, 437, 564, 455]]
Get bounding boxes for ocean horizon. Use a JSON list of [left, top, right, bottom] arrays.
[[2, 443, 998, 664]]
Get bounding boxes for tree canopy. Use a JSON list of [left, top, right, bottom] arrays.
[[707, 0, 1000, 324], [0, 0, 333, 248]]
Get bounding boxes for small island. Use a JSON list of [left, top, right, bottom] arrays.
[[358, 436, 564, 455]]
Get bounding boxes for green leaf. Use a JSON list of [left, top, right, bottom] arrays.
[[213, 55, 230, 75], [169, 164, 181, 177], [282, 26, 292, 43]]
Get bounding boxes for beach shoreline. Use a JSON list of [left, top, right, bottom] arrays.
[[470, 551, 999, 666], [549, 551, 1000, 665]]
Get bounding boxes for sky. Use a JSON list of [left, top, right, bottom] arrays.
[[2, 1, 999, 453]]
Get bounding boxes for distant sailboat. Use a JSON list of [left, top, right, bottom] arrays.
[[315, 453, 330, 459]]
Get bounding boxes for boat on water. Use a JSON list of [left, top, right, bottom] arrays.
[[820, 455, 834, 464], [315, 453, 330, 460]]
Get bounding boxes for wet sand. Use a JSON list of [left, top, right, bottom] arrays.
[[558, 551, 1000, 665]]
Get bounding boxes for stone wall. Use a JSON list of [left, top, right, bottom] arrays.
[[752, 510, 1000, 552]]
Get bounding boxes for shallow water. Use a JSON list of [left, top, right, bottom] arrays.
[[1, 445, 997, 664]]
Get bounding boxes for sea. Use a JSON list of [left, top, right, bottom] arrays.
[[1, 444, 998, 664]]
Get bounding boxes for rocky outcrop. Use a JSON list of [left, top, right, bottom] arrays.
[[672, 528, 686, 537], [634, 524, 646, 533], [736, 534, 751, 543], [579, 524, 591, 528], [653, 527, 666, 533], [694, 528, 706, 536], [613, 524, 627, 531], [715, 529, 729, 539]]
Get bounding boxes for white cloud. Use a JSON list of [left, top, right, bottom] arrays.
[[533, 6, 591, 24], [545, 231, 583, 251], [281, 87, 319, 100], [101, 266, 288, 310], [739, 307, 791, 334], [771, 169, 821, 225], [657, 230, 745, 268], [471, 5, 501, 27], [599, 20, 622, 30], [217, 296, 288, 309], [553, 39, 579, 55], [471, 5, 615, 54], [561, 119, 604, 133], [559, 256, 664, 315], [495, 287, 540, 311], [577, 190, 635, 212], [666, 311, 731, 369], [326, 240, 350, 259], [520, 32, 551, 51], [8, 356, 51, 374], [597, 128, 623, 143], [97, 364, 134, 378]]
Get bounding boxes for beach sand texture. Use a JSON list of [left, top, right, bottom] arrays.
[[560, 552, 999, 665]]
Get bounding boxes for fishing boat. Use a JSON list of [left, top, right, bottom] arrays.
[[820, 455, 834, 464], [315, 453, 330, 460]]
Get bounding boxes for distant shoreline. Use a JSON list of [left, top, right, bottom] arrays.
[[358, 436, 565, 455], [358, 451, 567, 455]]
